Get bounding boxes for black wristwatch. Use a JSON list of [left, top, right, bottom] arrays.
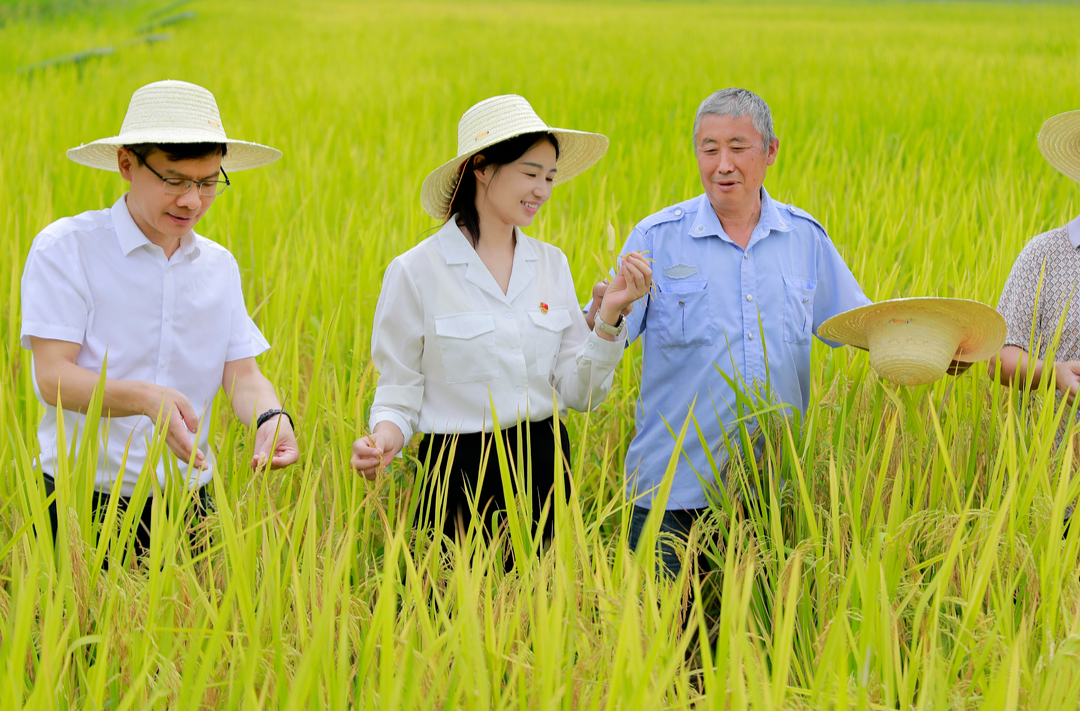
[[256, 408, 294, 430]]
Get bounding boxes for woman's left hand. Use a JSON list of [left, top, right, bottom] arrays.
[[597, 252, 652, 323]]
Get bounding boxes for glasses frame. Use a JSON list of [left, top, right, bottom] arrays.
[[142, 160, 230, 197]]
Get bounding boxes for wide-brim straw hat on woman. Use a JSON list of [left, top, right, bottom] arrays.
[[67, 79, 281, 172], [1038, 110, 1080, 183], [817, 297, 1006, 386], [420, 94, 609, 219]]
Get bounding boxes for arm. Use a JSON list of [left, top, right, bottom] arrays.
[[222, 356, 299, 470], [988, 345, 1080, 403], [30, 336, 208, 469], [551, 252, 652, 411], [354, 258, 426, 479]]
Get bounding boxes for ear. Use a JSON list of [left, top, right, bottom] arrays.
[[765, 138, 779, 167], [117, 148, 135, 182], [472, 153, 493, 186]]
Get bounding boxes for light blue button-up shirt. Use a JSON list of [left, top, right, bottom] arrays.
[[621, 188, 870, 510]]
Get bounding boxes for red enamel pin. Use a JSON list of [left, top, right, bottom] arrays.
[[540, 302, 549, 314]]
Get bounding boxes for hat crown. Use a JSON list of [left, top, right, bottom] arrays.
[[118, 80, 228, 141], [865, 312, 962, 386], [455, 95, 549, 156]]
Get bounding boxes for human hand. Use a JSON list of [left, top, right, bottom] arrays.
[[1053, 361, 1080, 404], [351, 429, 400, 481], [598, 252, 652, 324], [251, 414, 300, 471], [149, 386, 207, 470]]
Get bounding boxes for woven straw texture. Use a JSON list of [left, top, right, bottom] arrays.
[[1038, 111, 1080, 184], [420, 95, 609, 219], [818, 297, 1006, 386], [67, 80, 281, 172]]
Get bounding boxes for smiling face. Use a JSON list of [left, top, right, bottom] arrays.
[[474, 138, 557, 231], [117, 147, 222, 250], [695, 113, 779, 219]]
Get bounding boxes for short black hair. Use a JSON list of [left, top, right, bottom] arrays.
[[124, 142, 228, 164]]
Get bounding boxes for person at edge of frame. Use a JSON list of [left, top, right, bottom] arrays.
[[20, 80, 300, 564], [351, 95, 652, 562], [585, 88, 871, 579], [989, 109, 1080, 532]]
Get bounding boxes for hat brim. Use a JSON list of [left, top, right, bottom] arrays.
[[818, 297, 1006, 363], [420, 128, 609, 219], [67, 131, 281, 172], [1038, 111, 1080, 184]]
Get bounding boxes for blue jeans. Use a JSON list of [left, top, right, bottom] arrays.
[[627, 504, 710, 579]]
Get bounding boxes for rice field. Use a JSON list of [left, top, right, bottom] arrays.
[[3, 0, 1080, 708]]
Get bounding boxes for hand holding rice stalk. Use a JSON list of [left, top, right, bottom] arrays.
[[589, 221, 653, 320]]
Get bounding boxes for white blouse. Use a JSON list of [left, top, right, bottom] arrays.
[[368, 219, 627, 441]]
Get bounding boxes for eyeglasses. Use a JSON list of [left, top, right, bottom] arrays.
[[143, 161, 230, 196]]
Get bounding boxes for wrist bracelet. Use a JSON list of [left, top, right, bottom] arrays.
[[256, 408, 294, 431]]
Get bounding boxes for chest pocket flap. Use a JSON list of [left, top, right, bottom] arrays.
[[528, 307, 572, 377], [434, 312, 498, 383]]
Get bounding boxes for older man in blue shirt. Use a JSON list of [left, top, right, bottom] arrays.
[[592, 88, 869, 576]]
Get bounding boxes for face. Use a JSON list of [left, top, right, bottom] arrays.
[[695, 113, 779, 217], [474, 139, 557, 229], [117, 147, 222, 247]]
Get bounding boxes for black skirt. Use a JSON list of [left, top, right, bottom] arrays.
[[416, 416, 572, 544]]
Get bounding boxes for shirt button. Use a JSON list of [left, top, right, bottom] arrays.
[[513, 349, 520, 355], [748, 333, 754, 340], [696, 226, 704, 233], [159, 362, 166, 369], [506, 312, 513, 319], [674, 209, 683, 216], [743, 253, 750, 259], [746, 294, 754, 302], [588, 342, 595, 349], [516, 388, 523, 395]]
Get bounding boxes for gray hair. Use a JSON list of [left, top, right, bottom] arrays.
[[693, 88, 776, 151]]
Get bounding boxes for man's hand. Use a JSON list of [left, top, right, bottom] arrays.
[[251, 414, 300, 471], [946, 359, 974, 377], [1054, 361, 1080, 405], [153, 387, 208, 470], [351, 423, 405, 481]]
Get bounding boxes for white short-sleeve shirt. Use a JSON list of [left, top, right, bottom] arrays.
[[20, 194, 270, 495], [368, 218, 627, 442]]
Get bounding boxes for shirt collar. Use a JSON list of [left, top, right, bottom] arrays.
[[437, 215, 539, 263], [1067, 214, 1080, 249], [111, 194, 200, 260], [688, 187, 792, 241]]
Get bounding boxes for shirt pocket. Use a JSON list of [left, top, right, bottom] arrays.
[[654, 280, 713, 349], [783, 276, 817, 344], [528, 307, 572, 377], [434, 312, 498, 384]]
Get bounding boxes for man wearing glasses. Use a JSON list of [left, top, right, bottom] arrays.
[[20, 80, 299, 560]]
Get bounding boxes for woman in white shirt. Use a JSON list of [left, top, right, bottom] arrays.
[[351, 95, 650, 548]]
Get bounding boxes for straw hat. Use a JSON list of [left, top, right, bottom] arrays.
[[66, 80, 281, 172], [420, 94, 609, 219], [817, 298, 1006, 386], [1038, 111, 1080, 183]]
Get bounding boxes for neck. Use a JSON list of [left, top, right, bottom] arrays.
[[711, 192, 763, 248]]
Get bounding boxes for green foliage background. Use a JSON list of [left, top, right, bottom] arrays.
[[3, 0, 1080, 708]]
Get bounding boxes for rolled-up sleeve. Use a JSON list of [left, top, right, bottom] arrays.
[[369, 258, 426, 442], [20, 238, 90, 349], [550, 253, 626, 412]]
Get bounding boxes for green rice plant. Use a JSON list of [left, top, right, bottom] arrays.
[[4, 0, 1080, 708]]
